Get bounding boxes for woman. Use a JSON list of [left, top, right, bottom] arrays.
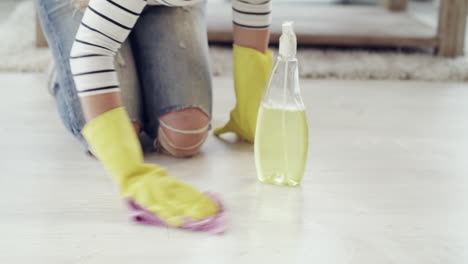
[[37, 0, 272, 230]]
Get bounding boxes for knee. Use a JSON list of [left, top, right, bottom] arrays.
[[157, 107, 209, 157]]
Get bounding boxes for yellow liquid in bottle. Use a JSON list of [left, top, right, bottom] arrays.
[[255, 104, 308, 187]]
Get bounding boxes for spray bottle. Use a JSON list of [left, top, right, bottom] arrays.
[[254, 21, 309, 187]]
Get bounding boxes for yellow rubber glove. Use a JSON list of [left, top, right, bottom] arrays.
[[82, 107, 218, 227], [214, 44, 273, 143]]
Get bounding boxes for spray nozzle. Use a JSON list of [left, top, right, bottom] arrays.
[[279, 21, 297, 58]]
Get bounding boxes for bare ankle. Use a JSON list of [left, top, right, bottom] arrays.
[[132, 121, 141, 135]]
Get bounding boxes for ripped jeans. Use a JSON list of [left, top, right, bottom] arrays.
[[36, 0, 213, 154]]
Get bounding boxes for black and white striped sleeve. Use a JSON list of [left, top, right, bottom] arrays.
[[70, 0, 147, 97], [232, 0, 272, 29]]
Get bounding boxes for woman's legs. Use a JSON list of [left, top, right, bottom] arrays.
[[130, 3, 212, 157], [36, 0, 142, 148]]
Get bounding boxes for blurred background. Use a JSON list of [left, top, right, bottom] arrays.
[[1, 0, 467, 81]]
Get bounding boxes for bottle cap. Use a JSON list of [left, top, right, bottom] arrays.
[[279, 21, 297, 58]]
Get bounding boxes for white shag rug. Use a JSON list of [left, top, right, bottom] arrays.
[[3, 0, 468, 81], [0, 1, 51, 72]]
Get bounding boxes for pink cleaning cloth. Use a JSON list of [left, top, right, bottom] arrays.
[[126, 193, 226, 234]]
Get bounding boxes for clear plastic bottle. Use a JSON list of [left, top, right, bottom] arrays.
[[254, 21, 309, 187]]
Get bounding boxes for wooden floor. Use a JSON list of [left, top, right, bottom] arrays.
[[0, 73, 467, 263]]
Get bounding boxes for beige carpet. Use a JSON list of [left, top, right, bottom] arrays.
[[2, 0, 468, 81]]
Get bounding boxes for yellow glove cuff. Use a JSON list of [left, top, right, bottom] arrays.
[[214, 44, 273, 143]]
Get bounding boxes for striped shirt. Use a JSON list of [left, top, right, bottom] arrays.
[[70, 0, 272, 97]]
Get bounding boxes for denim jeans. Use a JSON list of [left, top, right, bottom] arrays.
[[36, 0, 213, 150]]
